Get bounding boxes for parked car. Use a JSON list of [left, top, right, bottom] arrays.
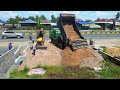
[[1, 31, 24, 39]]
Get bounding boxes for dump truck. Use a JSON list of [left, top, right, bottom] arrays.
[[49, 13, 88, 50]]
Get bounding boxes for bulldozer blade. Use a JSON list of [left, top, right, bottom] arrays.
[[36, 46, 47, 50]]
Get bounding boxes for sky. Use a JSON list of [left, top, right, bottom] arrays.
[[0, 11, 119, 21]]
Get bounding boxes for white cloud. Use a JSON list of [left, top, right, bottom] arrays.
[[95, 11, 115, 19], [0, 11, 17, 20], [28, 11, 39, 16], [47, 11, 80, 18]]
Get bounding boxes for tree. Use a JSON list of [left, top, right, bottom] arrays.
[[7, 18, 16, 24], [7, 16, 22, 24], [28, 16, 36, 21], [85, 20, 92, 22], [113, 12, 120, 30], [115, 12, 120, 20], [36, 24, 43, 29], [35, 15, 39, 22], [51, 15, 57, 23], [40, 15, 46, 20], [96, 18, 100, 21], [15, 16, 22, 23]]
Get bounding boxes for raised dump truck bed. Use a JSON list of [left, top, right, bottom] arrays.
[[57, 14, 88, 50]]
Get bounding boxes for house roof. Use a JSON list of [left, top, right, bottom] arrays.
[[95, 19, 114, 22], [18, 19, 37, 23], [76, 18, 92, 24], [0, 20, 5, 23], [40, 20, 51, 24], [3, 26, 12, 28]]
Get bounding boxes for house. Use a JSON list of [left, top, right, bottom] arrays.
[[40, 20, 56, 26], [94, 19, 114, 30], [76, 18, 92, 30], [0, 20, 5, 28], [40, 20, 57, 30], [18, 19, 37, 29], [3, 24, 13, 30]]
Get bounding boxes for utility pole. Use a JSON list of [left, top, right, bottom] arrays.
[[113, 11, 116, 30]]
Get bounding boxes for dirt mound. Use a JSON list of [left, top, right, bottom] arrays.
[[63, 25, 80, 41], [61, 47, 103, 68], [61, 24, 103, 68], [106, 48, 120, 56]]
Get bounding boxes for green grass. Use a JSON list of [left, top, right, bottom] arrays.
[[113, 46, 120, 48], [9, 62, 120, 79], [98, 62, 120, 79], [100, 46, 107, 52]]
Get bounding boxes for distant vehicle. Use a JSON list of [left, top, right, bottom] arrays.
[[1, 31, 24, 39]]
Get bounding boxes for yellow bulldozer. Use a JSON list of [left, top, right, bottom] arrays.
[[36, 30, 47, 50]]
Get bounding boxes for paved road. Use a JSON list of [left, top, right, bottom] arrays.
[[82, 34, 120, 39], [0, 34, 120, 55], [0, 46, 18, 56], [0, 34, 50, 42], [0, 34, 120, 42]]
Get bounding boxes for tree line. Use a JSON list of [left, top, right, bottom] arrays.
[[6, 15, 59, 30], [7, 15, 58, 24]]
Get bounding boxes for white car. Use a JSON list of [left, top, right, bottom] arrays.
[[1, 31, 24, 39]]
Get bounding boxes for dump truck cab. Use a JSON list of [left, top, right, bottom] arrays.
[[49, 25, 64, 49]]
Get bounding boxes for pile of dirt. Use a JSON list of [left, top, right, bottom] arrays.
[[61, 24, 103, 68], [61, 47, 103, 68], [63, 24, 80, 41], [106, 47, 120, 56]]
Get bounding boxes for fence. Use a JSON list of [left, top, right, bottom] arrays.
[[0, 30, 120, 36], [0, 45, 27, 79], [0, 47, 15, 79]]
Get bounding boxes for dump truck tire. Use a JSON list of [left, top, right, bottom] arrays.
[[58, 43, 63, 49]]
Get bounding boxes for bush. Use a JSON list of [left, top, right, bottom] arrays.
[[100, 46, 107, 52]]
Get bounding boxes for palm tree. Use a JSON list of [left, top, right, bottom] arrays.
[[113, 12, 120, 30]]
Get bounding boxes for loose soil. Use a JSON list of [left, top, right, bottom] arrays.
[[106, 47, 120, 56], [19, 24, 104, 70], [18, 40, 62, 70], [61, 24, 103, 68], [61, 47, 103, 68], [63, 24, 80, 41]]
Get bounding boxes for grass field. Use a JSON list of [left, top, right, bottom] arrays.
[[9, 61, 120, 79]]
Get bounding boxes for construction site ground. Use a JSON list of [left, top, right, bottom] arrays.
[[18, 40, 62, 70], [11, 39, 120, 79], [18, 40, 104, 70]]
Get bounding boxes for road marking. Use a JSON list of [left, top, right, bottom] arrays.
[[112, 32, 115, 34], [87, 32, 90, 34], [92, 32, 95, 34], [32, 33, 36, 35], [81, 32, 84, 34], [116, 32, 120, 34], [97, 32, 100, 34], [102, 32, 106, 34], [46, 33, 49, 35], [107, 32, 110, 34]]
